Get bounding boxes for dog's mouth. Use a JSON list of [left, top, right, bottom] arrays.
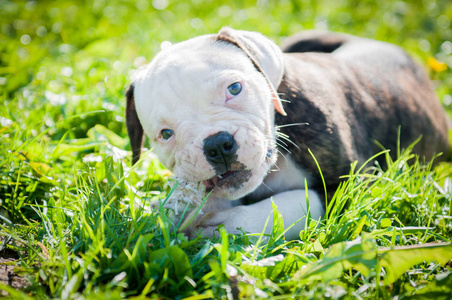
[[203, 169, 252, 192], [202, 148, 275, 194]]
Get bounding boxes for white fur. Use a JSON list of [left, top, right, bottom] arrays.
[[133, 29, 284, 200], [262, 155, 310, 196], [132, 28, 323, 239], [189, 189, 324, 240], [221, 28, 284, 90]]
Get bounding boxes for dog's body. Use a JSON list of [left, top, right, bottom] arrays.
[[126, 28, 450, 239]]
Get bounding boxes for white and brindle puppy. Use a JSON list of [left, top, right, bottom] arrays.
[[125, 28, 450, 240]]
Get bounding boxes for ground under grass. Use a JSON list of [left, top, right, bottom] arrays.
[[1, 0, 452, 299]]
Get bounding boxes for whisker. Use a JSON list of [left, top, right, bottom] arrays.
[[260, 181, 275, 193], [276, 122, 309, 129], [275, 137, 288, 147], [267, 155, 281, 173], [268, 158, 281, 171], [271, 95, 291, 103], [277, 132, 300, 150], [276, 149, 290, 165], [270, 164, 281, 172], [275, 141, 291, 154]]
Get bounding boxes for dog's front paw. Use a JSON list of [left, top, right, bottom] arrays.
[[195, 209, 236, 237], [181, 205, 269, 239], [180, 209, 228, 239]]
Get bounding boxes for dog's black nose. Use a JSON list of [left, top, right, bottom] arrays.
[[203, 131, 238, 170]]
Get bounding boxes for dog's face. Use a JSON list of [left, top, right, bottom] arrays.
[[127, 28, 286, 200]]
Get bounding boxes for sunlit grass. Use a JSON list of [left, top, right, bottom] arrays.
[[1, 0, 452, 298]]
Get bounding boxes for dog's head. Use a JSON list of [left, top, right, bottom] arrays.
[[126, 27, 286, 200]]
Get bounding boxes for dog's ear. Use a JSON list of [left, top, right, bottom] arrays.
[[125, 84, 145, 165], [217, 27, 286, 116]]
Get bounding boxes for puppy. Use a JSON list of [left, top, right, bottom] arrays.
[[125, 28, 450, 240]]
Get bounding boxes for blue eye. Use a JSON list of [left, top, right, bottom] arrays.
[[227, 82, 242, 96], [160, 129, 174, 140]]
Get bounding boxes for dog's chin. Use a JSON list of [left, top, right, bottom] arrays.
[[203, 166, 268, 200]]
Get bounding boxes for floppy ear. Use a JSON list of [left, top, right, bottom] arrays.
[[217, 27, 286, 116], [125, 84, 145, 165]]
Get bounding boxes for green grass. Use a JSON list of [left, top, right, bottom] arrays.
[[1, 0, 452, 298]]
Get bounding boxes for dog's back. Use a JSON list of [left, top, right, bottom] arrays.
[[275, 31, 450, 196], [280, 30, 353, 54]]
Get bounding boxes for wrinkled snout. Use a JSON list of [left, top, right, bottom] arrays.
[[203, 131, 238, 173]]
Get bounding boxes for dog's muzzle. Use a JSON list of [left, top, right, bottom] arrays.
[[203, 131, 238, 173], [202, 131, 251, 192]]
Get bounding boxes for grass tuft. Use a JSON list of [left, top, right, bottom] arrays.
[[1, 0, 452, 298]]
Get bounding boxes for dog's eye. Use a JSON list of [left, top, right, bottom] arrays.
[[227, 82, 242, 96], [160, 129, 174, 140]]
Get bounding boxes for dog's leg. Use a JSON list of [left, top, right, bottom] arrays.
[[186, 189, 324, 240]]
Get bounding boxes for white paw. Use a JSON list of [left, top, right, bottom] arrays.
[[181, 205, 270, 238]]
